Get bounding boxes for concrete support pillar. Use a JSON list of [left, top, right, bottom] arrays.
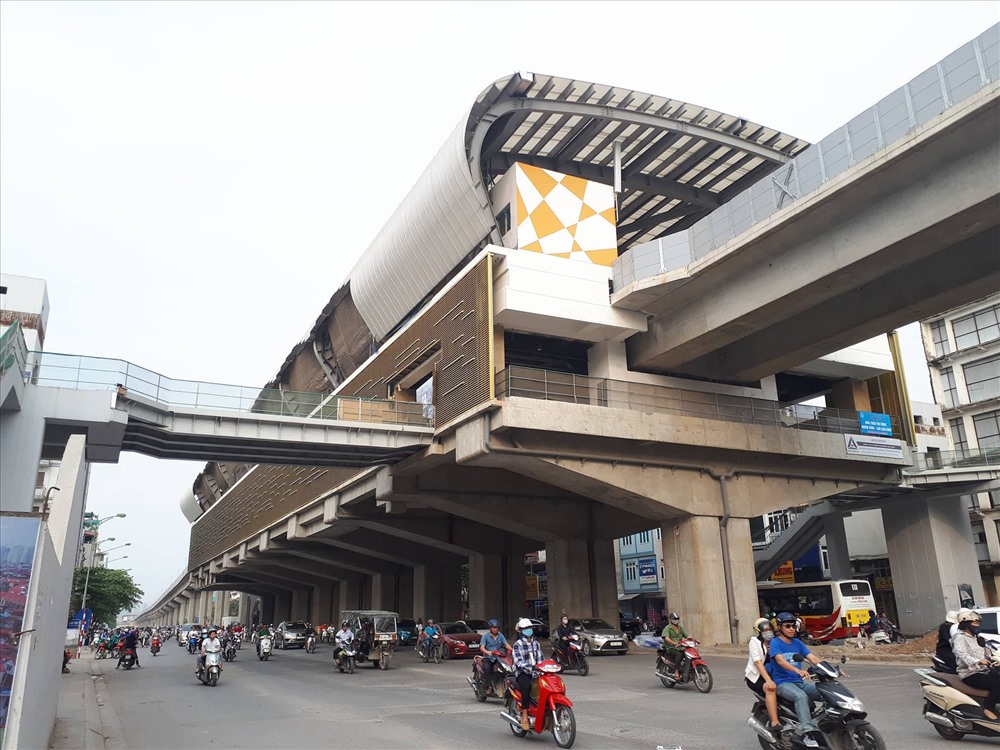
[[823, 513, 852, 579], [882, 495, 986, 633], [291, 588, 310, 621], [397, 570, 414, 618], [545, 539, 618, 626], [259, 594, 274, 626], [413, 564, 462, 622], [661, 515, 758, 645], [338, 576, 363, 616], [196, 591, 209, 625], [311, 585, 334, 625], [371, 574, 396, 611], [273, 591, 292, 623], [468, 554, 502, 620]]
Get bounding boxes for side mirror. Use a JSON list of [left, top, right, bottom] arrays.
[[978, 636, 987, 648], [792, 653, 805, 663], [574, 626, 583, 632]]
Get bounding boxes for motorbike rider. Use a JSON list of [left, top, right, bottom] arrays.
[[479, 619, 512, 690], [770, 612, 823, 748], [952, 609, 1000, 720], [115, 628, 141, 669], [745, 617, 781, 741], [198, 627, 222, 676], [861, 609, 878, 639], [255, 623, 272, 656], [333, 621, 354, 665], [661, 612, 688, 681], [935, 610, 959, 671], [512, 617, 544, 732], [420, 619, 441, 658], [553, 614, 576, 664]]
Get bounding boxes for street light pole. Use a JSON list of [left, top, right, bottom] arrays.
[[77, 513, 126, 656]]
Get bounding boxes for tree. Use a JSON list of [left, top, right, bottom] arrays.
[[69, 567, 143, 628]]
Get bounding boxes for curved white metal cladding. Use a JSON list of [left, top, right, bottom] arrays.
[[350, 120, 495, 340], [179, 486, 202, 523]]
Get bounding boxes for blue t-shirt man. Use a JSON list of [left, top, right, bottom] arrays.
[[770, 615, 823, 746]]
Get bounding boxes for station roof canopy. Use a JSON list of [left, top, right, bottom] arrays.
[[468, 72, 811, 248]]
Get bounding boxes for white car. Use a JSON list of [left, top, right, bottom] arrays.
[[974, 606, 1000, 645], [459, 619, 492, 636]]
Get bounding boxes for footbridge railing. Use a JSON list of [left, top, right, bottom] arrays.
[[496, 365, 903, 439], [27, 351, 432, 427]]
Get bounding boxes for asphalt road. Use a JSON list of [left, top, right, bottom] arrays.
[[86, 639, 991, 749]]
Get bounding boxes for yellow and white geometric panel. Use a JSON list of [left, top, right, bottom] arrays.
[[514, 163, 618, 266]]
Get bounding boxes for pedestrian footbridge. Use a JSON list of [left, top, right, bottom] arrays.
[[2, 337, 434, 467]]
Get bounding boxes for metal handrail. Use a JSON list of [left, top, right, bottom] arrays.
[[26, 351, 432, 427], [495, 365, 902, 439], [0, 319, 28, 381], [905, 447, 1000, 474]]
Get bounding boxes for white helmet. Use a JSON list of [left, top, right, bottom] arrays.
[[516, 617, 533, 630], [957, 609, 980, 623], [945, 610, 958, 624]]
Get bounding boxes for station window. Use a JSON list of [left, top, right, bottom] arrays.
[[940, 367, 959, 409], [930, 319, 951, 357], [963, 355, 1000, 404], [973, 410, 1000, 451], [950, 417, 969, 454], [624, 561, 637, 582], [953, 304, 1000, 350]]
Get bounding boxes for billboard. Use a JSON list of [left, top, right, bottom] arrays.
[[638, 557, 658, 585], [0, 514, 43, 731]]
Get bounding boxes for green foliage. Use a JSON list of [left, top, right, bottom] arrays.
[[69, 567, 143, 627]]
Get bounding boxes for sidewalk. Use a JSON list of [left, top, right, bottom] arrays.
[[49, 652, 128, 750]]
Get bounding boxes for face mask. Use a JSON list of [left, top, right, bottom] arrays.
[[522, 629, 534, 638], [971, 625, 982, 635], [761, 631, 774, 641]]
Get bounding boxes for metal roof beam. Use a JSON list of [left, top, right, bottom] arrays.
[[489, 152, 722, 209]]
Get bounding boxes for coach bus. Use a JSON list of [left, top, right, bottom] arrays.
[[756, 579, 877, 642]]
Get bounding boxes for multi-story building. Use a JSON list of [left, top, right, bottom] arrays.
[[922, 293, 1000, 602], [616, 529, 666, 625]]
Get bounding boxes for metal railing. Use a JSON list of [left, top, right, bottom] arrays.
[[26, 351, 432, 427], [495, 365, 903, 439], [0, 319, 28, 379], [751, 508, 805, 550], [905, 447, 1000, 473], [615, 24, 1000, 289]]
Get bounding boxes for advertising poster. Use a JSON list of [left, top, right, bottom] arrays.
[[638, 557, 658, 585], [0, 514, 43, 731]]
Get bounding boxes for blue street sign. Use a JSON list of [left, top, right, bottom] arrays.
[[858, 411, 893, 436]]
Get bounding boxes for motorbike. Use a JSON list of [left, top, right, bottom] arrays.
[[915, 636, 1000, 741], [150, 637, 161, 656], [334, 640, 357, 674], [421, 633, 443, 664], [747, 654, 886, 750], [552, 633, 589, 677], [187, 635, 200, 654], [233, 632, 243, 650], [500, 659, 576, 748], [223, 639, 237, 662], [94, 642, 108, 660], [305, 632, 316, 653], [469, 650, 515, 701], [197, 646, 222, 687], [257, 635, 272, 661], [869, 622, 906, 645], [655, 637, 713, 692], [120, 647, 137, 670]]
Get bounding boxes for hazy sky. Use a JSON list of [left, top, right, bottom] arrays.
[[2, 1, 997, 608]]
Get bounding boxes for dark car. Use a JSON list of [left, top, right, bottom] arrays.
[[274, 621, 311, 649], [619, 612, 643, 640]]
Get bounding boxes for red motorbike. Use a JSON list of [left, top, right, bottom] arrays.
[[501, 659, 576, 748], [150, 636, 161, 656], [551, 633, 589, 677], [655, 636, 713, 692]]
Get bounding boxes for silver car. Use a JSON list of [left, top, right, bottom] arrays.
[[568, 617, 629, 655], [274, 621, 310, 649]]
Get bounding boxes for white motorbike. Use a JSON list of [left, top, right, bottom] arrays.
[[257, 635, 272, 661], [198, 647, 222, 687], [914, 635, 1000, 741]]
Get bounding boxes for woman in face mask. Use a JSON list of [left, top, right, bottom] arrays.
[[746, 617, 781, 739], [952, 610, 1000, 720], [512, 617, 545, 731], [554, 615, 574, 663]]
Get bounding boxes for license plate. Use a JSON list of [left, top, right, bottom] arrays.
[[469, 644, 479, 649], [608, 641, 623, 648]]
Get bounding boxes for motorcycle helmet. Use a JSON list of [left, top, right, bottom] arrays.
[[957, 609, 981, 623], [668, 612, 680, 623], [945, 610, 958, 624], [341, 621, 348, 627], [488, 619, 499, 628], [516, 617, 533, 630], [753, 617, 772, 633], [775, 612, 796, 625]]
